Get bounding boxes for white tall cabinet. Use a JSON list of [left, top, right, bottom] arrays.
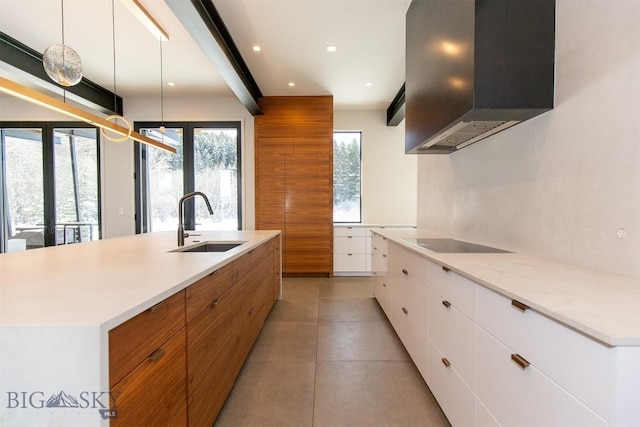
[[371, 230, 640, 427]]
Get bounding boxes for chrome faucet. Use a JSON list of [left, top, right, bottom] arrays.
[[178, 191, 213, 246]]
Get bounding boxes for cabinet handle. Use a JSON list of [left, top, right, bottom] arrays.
[[382, 254, 387, 258], [511, 300, 530, 312], [210, 299, 220, 309], [148, 301, 163, 313], [511, 353, 530, 369], [148, 348, 166, 363], [402, 307, 408, 314], [441, 357, 451, 368], [382, 283, 387, 287], [442, 266, 451, 273], [373, 246, 378, 250], [348, 253, 353, 256], [442, 300, 451, 308], [402, 269, 409, 275], [348, 236, 353, 239]]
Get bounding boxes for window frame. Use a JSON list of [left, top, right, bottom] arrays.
[[0, 121, 102, 252], [333, 130, 363, 224], [134, 121, 243, 234]]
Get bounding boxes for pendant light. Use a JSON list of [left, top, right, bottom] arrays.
[[101, 0, 132, 143], [43, 0, 83, 87]]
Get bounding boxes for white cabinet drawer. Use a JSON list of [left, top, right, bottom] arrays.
[[477, 327, 607, 427], [388, 243, 429, 283], [392, 269, 428, 337], [428, 339, 477, 427], [334, 236, 367, 254], [477, 285, 611, 419], [334, 226, 368, 237], [371, 253, 387, 273], [428, 262, 477, 320], [334, 253, 367, 272], [428, 288, 477, 390], [372, 275, 392, 319]]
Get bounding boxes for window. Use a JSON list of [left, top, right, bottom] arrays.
[[135, 122, 242, 233], [0, 123, 101, 253], [333, 131, 362, 222]]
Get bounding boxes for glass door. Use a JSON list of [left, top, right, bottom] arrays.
[[0, 128, 45, 252]]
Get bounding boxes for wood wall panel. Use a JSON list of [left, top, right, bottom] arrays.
[[255, 96, 333, 275]]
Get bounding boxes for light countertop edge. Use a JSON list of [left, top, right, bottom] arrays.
[[370, 228, 640, 347]]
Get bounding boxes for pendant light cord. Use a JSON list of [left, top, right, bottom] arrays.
[[61, 0, 66, 102], [160, 38, 164, 130], [111, 0, 118, 115]]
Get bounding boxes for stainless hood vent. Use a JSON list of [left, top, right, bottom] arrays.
[[418, 120, 520, 152], [405, 0, 556, 155]]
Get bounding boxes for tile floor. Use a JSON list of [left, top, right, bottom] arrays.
[[215, 276, 450, 427]]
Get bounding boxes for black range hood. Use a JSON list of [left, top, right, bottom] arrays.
[[405, 0, 556, 154]]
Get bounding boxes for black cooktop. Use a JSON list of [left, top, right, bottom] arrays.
[[402, 238, 511, 254]]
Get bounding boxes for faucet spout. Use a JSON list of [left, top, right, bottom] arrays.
[[178, 191, 214, 246]]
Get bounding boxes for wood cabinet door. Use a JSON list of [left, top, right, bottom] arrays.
[[187, 285, 238, 427], [110, 329, 187, 427]]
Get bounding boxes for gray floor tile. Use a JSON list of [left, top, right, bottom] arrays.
[[319, 277, 373, 299], [248, 321, 318, 361], [319, 297, 386, 322], [215, 361, 316, 427], [317, 321, 408, 361], [282, 277, 322, 299], [314, 361, 450, 427], [266, 298, 319, 322]]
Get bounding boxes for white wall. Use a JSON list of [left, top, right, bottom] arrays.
[[335, 110, 417, 225], [416, 0, 640, 278]]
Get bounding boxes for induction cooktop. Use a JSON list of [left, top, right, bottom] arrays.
[[402, 238, 511, 254]]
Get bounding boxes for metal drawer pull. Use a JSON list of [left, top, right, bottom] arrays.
[[382, 283, 387, 287], [442, 300, 451, 308], [148, 348, 166, 363], [441, 358, 451, 368], [148, 302, 163, 312], [402, 307, 408, 314], [511, 353, 530, 369], [382, 254, 387, 258], [511, 300, 530, 312], [348, 236, 352, 238], [442, 266, 451, 273], [402, 269, 409, 275], [210, 299, 220, 309]]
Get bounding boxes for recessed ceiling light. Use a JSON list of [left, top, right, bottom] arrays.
[[326, 45, 337, 53], [167, 82, 175, 87], [252, 45, 261, 52], [288, 82, 295, 87], [365, 82, 373, 87]]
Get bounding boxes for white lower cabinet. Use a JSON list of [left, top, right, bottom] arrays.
[[371, 238, 637, 427], [427, 339, 477, 427], [477, 327, 607, 427]]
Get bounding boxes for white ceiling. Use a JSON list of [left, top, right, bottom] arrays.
[[0, 0, 410, 111]]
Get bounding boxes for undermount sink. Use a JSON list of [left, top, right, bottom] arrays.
[[173, 242, 245, 253]]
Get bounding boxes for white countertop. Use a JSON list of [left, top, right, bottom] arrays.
[[372, 228, 640, 346], [0, 230, 280, 331]]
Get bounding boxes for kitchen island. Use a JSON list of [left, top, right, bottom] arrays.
[[0, 230, 281, 427]]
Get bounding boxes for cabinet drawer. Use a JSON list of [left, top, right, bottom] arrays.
[[109, 290, 185, 386], [372, 275, 392, 319], [110, 328, 187, 427], [477, 285, 611, 419], [187, 286, 238, 426], [334, 253, 368, 272], [428, 288, 477, 390], [334, 236, 367, 253], [477, 327, 607, 427], [334, 226, 368, 237], [370, 233, 387, 254], [388, 243, 429, 283], [371, 252, 387, 273], [186, 262, 233, 323], [427, 339, 476, 427], [233, 241, 272, 282], [428, 262, 477, 320], [392, 267, 429, 337]]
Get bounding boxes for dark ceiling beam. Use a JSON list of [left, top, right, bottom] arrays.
[[165, 0, 263, 115], [0, 32, 122, 115], [386, 83, 405, 126]]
